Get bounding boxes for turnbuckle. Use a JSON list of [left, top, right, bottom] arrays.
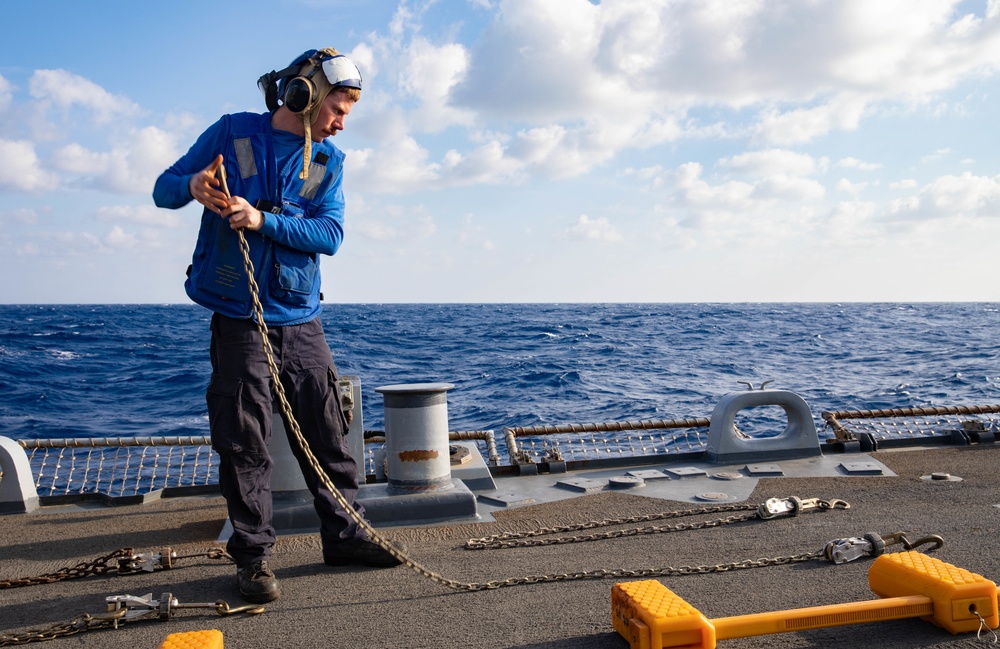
[[757, 496, 851, 520], [103, 593, 264, 628], [116, 547, 233, 574], [824, 531, 944, 564]]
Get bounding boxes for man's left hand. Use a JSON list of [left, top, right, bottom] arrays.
[[222, 196, 264, 231]]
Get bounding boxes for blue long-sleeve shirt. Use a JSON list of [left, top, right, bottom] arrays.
[[153, 112, 347, 325]]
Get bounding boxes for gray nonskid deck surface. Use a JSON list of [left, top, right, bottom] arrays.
[[1, 444, 998, 648]]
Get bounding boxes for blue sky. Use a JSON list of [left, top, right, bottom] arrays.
[[2, 0, 999, 304]]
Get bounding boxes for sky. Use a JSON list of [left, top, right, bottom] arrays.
[[1, 0, 999, 304]]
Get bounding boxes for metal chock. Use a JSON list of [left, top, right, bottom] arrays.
[[757, 496, 849, 520], [104, 593, 264, 628], [824, 531, 944, 565]]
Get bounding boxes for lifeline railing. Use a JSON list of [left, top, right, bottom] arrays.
[[821, 404, 1000, 447], [18, 436, 218, 501], [502, 417, 712, 466], [6, 402, 1000, 504], [11, 430, 499, 501]]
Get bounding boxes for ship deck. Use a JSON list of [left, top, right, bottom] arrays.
[[2, 443, 999, 648]]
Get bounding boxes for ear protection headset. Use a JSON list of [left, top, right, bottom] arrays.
[[257, 50, 362, 113]]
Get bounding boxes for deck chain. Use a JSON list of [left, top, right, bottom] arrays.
[[231, 196, 846, 593], [464, 497, 849, 550], [448, 549, 828, 591], [0, 610, 125, 646], [465, 503, 760, 550], [0, 548, 233, 590], [0, 549, 134, 590]]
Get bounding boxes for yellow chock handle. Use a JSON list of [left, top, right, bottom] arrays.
[[612, 551, 999, 649]]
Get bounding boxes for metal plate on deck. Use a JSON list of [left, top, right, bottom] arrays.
[[608, 476, 645, 490], [664, 467, 707, 479], [745, 464, 784, 477], [556, 478, 606, 493], [626, 469, 671, 481], [839, 461, 885, 476], [477, 492, 537, 507]]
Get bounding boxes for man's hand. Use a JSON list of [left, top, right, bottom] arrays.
[[222, 196, 265, 231], [188, 154, 229, 214]]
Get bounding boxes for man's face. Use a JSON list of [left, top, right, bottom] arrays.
[[312, 91, 355, 142]]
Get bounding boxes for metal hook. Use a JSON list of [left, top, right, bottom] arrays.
[[901, 534, 945, 552], [879, 532, 943, 552], [215, 600, 266, 616], [972, 605, 999, 643]]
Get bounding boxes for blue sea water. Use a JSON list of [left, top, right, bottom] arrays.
[[1, 303, 999, 443]]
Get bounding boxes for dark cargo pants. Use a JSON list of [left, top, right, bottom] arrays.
[[207, 313, 365, 567]]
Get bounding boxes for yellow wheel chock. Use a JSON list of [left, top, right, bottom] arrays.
[[612, 551, 999, 648], [158, 629, 224, 649]]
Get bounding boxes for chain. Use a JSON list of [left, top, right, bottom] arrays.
[[0, 549, 135, 590], [465, 503, 759, 549], [465, 498, 850, 550], [0, 593, 262, 646], [0, 610, 126, 646], [455, 549, 829, 591], [220, 166, 856, 593], [234, 219, 856, 591], [1, 547, 233, 590]]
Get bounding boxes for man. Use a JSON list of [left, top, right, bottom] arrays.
[[153, 48, 402, 605]]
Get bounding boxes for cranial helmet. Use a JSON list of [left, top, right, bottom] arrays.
[[257, 49, 362, 179]]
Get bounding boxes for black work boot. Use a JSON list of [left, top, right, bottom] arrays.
[[324, 538, 407, 568], [237, 560, 281, 603]]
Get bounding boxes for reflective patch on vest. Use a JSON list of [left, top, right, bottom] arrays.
[[299, 163, 326, 200], [234, 138, 258, 179]]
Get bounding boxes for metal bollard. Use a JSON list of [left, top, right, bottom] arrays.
[[376, 383, 455, 494]]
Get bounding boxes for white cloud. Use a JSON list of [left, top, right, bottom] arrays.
[[920, 171, 1000, 216], [29, 69, 141, 123], [0, 139, 60, 191], [754, 96, 869, 145], [0, 207, 40, 224], [340, 0, 1000, 196], [23, 230, 106, 257], [103, 225, 136, 249], [398, 38, 473, 131], [836, 178, 871, 196], [654, 161, 828, 247], [346, 136, 440, 194], [50, 125, 181, 195], [95, 204, 183, 228], [350, 204, 437, 243], [720, 149, 820, 177], [444, 0, 1000, 152], [823, 200, 881, 246], [559, 214, 622, 242], [922, 147, 953, 162], [753, 175, 826, 202], [837, 157, 882, 171], [0, 75, 12, 112], [886, 172, 1000, 220], [458, 215, 496, 250]]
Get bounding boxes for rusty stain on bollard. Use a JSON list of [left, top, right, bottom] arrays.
[[398, 450, 439, 462]]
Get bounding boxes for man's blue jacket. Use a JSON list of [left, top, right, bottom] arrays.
[[153, 112, 345, 325]]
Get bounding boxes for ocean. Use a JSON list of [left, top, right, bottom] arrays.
[[2, 303, 999, 443]]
